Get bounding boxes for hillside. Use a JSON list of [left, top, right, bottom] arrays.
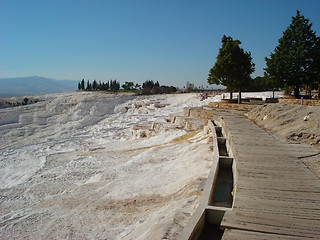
[[248, 103, 320, 146], [0, 76, 77, 97], [248, 103, 320, 177]]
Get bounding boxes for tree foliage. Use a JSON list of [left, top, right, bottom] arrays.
[[77, 79, 176, 95], [122, 81, 134, 91], [109, 79, 120, 92], [244, 76, 273, 92], [186, 81, 195, 91], [80, 79, 85, 90], [208, 35, 255, 101], [265, 10, 319, 97], [23, 98, 29, 105], [78, 79, 120, 91], [86, 80, 91, 91], [141, 80, 176, 95], [142, 80, 157, 89]]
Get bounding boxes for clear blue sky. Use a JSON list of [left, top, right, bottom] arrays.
[[1, 0, 320, 88]]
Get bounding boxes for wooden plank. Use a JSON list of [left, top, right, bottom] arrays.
[[235, 188, 320, 202], [222, 214, 320, 238], [222, 229, 315, 240]]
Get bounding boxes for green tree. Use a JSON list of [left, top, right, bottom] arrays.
[[169, 86, 177, 93], [314, 37, 320, 98], [80, 79, 85, 90], [122, 81, 134, 90], [135, 83, 141, 89], [142, 80, 155, 89], [92, 80, 98, 90], [208, 35, 254, 102], [110, 79, 120, 92], [23, 98, 29, 105], [86, 80, 91, 91], [265, 11, 319, 98]]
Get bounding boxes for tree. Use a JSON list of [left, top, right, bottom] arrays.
[[92, 80, 98, 90], [86, 80, 91, 91], [265, 11, 319, 98], [106, 80, 110, 90], [110, 79, 120, 92], [208, 35, 254, 102], [23, 98, 29, 105], [186, 81, 195, 91], [80, 79, 85, 90], [142, 80, 155, 89], [314, 37, 320, 98], [122, 81, 134, 90], [135, 83, 141, 89], [169, 86, 177, 93]]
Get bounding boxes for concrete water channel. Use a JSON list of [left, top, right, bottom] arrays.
[[178, 116, 236, 240]]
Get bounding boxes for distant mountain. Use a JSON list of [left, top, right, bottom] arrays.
[[0, 76, 78, 97]]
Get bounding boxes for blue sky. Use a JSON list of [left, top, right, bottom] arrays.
[[1, 0, 320, 88]]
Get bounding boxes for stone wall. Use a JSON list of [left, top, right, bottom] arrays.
[[207, 102, 256, 111], [279, 98, 320, 106]]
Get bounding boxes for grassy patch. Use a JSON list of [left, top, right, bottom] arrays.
[[170, 131, 201, 143]]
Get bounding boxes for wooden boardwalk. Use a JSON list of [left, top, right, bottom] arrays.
[[217, 112, 320, 239]]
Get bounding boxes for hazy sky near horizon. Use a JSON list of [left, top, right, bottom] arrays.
[[1, 0, 320, 88]]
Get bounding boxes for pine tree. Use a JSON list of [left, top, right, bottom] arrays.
[[142, 80, 155, 89], [86, 80, 92, 91], [92, 80, 98, 90], [265, 11, 319, 97], [122, 81, 134, 90], [208, 35, 254, 102], [135, 83, 141, 89], [81, 79, 85, 90]]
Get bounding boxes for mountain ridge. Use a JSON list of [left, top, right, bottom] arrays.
[[0, 76, 78, 97]]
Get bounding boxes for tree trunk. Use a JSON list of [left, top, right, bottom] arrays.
[[307, 84, 312, 96], [238, 89, 242, 104], [230, 90, 233, 100], [294, 86, 300, 98], [289, 86, 293, 96], [272, 88, 275, 98]]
